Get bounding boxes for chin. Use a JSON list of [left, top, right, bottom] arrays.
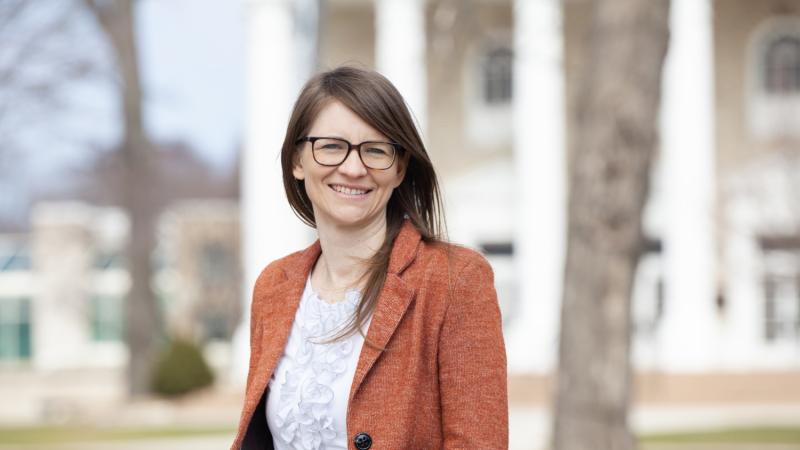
[[332, 216, 371, 228], [330, 211, 383, 229]]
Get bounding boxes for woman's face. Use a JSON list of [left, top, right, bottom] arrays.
[[293, 100, 406, 231]]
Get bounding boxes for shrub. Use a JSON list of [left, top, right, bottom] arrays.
[[151, 338, 214, 397]]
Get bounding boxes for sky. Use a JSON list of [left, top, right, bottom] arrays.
[[0, 0, 245, 222], [137, 0, 245, 169]]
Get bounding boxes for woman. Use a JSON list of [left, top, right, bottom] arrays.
[[232, 66, 507, 450]]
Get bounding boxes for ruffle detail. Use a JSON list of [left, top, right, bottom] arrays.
[[269, 278, 362, 450]]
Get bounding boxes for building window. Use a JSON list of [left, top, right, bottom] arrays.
[[479, 241, 518, 329], [465, 37, 514, 149], [200, 312, 230, 341], [763, 275, 800, 342], [0, 297, 31, 361], [93, 250, 124, 270], [91, 295, 123, 342], [747, 19, 800, 140], [632, 239, 664, 338], [199, 242, 232, 286], [479, 242, 513, 256], [764, 35, 800, 94], [195, 241, 238, 340], [0, 242, 30, 272], [482, 46, 513, 105], [760, 238, 800, 343]]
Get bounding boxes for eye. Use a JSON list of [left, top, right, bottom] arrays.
[[364, 144, 391, 156], [315, 139, 347, 151]]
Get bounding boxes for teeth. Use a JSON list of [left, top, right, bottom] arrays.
[[332, 185, 368, 195]]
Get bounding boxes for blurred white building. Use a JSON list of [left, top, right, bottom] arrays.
[[240, 0, 800, 401], [0, 201, 240, 423], [2, 0, 799, 424]]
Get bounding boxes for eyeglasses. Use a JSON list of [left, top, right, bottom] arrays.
[[296, 136, 401, 170]]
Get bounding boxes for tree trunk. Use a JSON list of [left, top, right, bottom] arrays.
[[553, 1, 670, 449], [85, 0, 161, 397]]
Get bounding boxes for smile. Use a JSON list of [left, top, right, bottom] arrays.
[[329, 184, 373, 196]]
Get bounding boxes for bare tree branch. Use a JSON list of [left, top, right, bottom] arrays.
[[0, 0, 161, 397], [83, 0, 163, 397], [0, 0, 109, 163]]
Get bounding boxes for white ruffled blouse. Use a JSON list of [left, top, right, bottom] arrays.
[[265, 275, 370, 450]]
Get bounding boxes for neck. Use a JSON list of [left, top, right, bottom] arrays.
[[313, 215, 388, 291]]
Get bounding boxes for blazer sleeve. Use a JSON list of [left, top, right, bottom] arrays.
[[244, 268, 267, 390], [438, 255, 509, 449], [240, 262, 281, 416]]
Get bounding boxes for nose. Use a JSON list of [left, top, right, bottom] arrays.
[[337, 147, 368, 177]]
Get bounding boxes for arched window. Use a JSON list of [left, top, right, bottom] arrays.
[[764, 35, 800, 94], [747, 19, 800, 141], [464, 37, 513, 149]]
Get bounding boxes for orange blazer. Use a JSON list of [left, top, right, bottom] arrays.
[[232, 220, 508, 450]]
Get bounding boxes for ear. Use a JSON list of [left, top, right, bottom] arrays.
[[292, 150, 305, 181], [393, 151, 410, 189]]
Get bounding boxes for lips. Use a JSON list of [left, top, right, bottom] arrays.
[[329, 184, 373, 196]]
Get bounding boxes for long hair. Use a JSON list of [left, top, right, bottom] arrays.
[[280, 66, 446, 342]]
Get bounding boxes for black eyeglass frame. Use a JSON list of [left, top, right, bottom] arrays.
[[295, 136, 403, 170]]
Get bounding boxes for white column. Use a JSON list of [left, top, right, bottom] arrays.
[[721, 193, 762, 369], [659, 0, 717, 372], [509, 0, 566, 374], [31, 203, 94, 370], [375, 0, 427, 136], [233, 0, 313, 385]]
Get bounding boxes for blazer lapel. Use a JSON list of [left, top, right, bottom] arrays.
[[248, 220, 423, 407], [349, 220, 421, 401]]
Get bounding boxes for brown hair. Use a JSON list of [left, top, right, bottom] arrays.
[[280, 66, 446, 342]]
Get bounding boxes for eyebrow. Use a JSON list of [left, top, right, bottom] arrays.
[[310, 134, 391, 143]]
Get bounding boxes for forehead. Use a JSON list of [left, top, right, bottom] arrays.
[[308, 99, 387, 141]]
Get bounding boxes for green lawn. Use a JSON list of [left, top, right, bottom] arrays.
[[0, 425, 236, 445], [641, 427, 800, 444], [0, 425, 799, 446]]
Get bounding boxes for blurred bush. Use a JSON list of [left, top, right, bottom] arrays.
[[151, 338, 214, 397]]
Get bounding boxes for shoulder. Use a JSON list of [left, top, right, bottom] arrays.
[[253, 247, 309, 289], [406, 242, 494, 298], [413, 241, 501, 334], [413, 240, 494, 285]]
